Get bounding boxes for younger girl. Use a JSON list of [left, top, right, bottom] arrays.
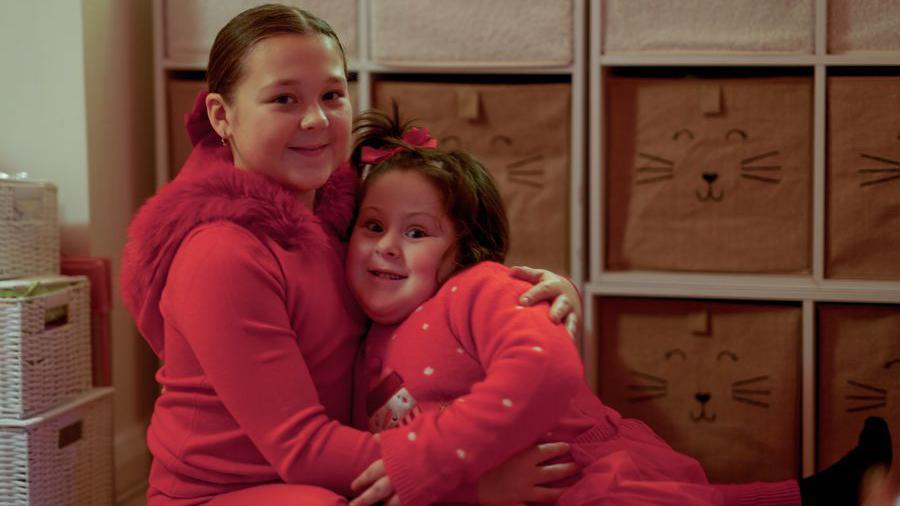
[[344, 111, 893, 506]]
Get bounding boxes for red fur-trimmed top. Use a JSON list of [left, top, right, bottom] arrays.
[[120, 91, 359, 358]]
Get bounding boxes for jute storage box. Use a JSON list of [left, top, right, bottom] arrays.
[[0, 180, 59, 280], [817, 304, 900, 470], [597, 297, 802, 482], [605, 75, 812, 273], [603, 0, 814, 54], [828, 0, 900, 53], [0, 388, 113, 506], [162, 0, 358, 63], [373, 80, 571, 275], [826, 77, 900, 280], [371, 0, 572, 66], [0, 276, 92, 419]]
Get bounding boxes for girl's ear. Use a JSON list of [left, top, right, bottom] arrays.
[[206, 92, 231, 141]]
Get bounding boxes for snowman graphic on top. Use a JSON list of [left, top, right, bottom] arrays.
[[366, 370, 422, 433]]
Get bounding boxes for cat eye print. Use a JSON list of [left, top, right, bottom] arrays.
[[740, 150, 782, 184], [490, 134, 512, 148], [673, 129, 694, 141], [626, 370, 668, 402], [845, 379, 887, 413], [857, 153, 900, 187], [440, 135, 462, 149], [717, 350, 738, 362], [506, 154, 545, 189], [635, 152, 674, 185], [726, 129, 748, 141], [731, 375, 771, 408], [665, 349, 687, 360], [885, 358, 900, 369]]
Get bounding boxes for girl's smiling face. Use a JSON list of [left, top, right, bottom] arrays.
[[209, 33, 351, 203], [347, 169, 458, 325]]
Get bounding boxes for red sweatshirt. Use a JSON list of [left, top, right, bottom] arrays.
[[356, 262, 606, 505], [120, 93, 379, 502]]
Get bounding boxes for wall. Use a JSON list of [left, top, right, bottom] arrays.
[[0, 1, 158, 503]]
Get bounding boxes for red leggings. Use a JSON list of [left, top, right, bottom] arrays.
[[148, 484, 347, 506]]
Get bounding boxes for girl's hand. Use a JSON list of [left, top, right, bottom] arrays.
[[349, 459, 401, 506], [511, 266, 582, 338], [477, 442, 578, 505]]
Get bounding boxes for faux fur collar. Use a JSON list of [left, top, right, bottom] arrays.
[[120, 91, 359, 358]]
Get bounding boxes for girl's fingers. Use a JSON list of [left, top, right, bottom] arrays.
[[549, 295, 572, 323], [533, 442, 571, 463], [351, 460, 385, 492], [348, 476, 394, 506], [386, 494, 403, 506], [509, 265, 543, 283], [528, 486, 567, 503], [517, 281, 555, 306], [566, 313, 578, 339], [538, 462, 580, 483]]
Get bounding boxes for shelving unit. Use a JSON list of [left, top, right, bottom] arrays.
[[587, 0, 900, 478]]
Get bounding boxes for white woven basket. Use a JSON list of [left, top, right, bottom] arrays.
[[0, 276, 92, 419], [0, 180, 60, 280], [0, 388, 113, 506]]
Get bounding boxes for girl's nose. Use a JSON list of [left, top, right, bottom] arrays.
[[375, 235, 400, 258], [300, 103, 328, 130]]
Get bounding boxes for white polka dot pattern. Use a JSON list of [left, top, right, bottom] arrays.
[[456, 449, 466, 459], [502, 398, 513, 408], [422, 323, 429, 330], [408, 432, 417, 441], [424, 367, 434, 376]]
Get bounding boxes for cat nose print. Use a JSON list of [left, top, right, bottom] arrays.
[[695, 392, 711, 405], [702, 172, 718, 184]]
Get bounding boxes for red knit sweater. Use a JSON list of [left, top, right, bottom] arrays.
[[120, 93, 379, 501]]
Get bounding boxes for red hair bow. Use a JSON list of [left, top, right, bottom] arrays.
[[359, 127, 438, 165]]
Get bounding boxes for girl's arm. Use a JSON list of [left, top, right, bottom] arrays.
[[164, 224, 379, 496], [356, 267, 585, 506]]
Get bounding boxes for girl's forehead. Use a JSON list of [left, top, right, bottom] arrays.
[[242, 33, 345, 84]]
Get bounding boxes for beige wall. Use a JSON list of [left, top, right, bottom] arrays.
[[0, 1, 158, 503]]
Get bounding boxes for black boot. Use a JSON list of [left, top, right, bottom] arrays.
[[800, 416, 892, 505]]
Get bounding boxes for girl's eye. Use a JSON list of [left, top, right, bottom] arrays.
[[362, 220, 382, 233], [405, 228, 427, 239], [323, 90, 345, 101], [273, 95, 297, 105]]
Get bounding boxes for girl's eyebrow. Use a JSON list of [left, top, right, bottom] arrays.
[[263, 76, 346, 90]]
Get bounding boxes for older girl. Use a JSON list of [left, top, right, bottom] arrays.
[[121, 5, 578, 505]]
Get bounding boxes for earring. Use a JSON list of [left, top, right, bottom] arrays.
[[220, 136, 228, 145]]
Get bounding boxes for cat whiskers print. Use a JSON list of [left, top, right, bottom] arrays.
[[844, 357, 899, 413], [857, 153, 900, 187]]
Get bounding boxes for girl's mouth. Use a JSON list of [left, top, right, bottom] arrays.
[[369, 269, 406, 281], [290, 144, 328, 156]]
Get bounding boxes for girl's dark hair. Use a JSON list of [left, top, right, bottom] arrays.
[[351, 107, 509, 270], [207, 4, 348, 101]]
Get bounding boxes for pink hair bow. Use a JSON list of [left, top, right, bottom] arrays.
[[359, 127, 438, 165]]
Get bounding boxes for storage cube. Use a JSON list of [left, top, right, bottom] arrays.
[[0, 388, 113, 506], [374, 80, 571, 275], [826, 77, 900, 280], [0, 180, 59, 280], [597, 297, 802, 482], [817, 304, 900, 470], [605, 76, 812, 273], [828, 0, 900, 53], [371, 0, 573, 66], [602, 0, 814, 54], [0, 276, 91, 419], [163, 0, 358, 63]]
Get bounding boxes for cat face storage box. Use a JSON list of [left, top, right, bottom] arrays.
[[596, 297, 802, 482], [374, 80, 571, 275], [826, 77, 900, 280], [605, 76, 812, 273], [817, 304, 900, 470]]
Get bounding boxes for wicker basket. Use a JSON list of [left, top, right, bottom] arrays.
[[0, 180, 60, 280], [0, 276, 92, 419], [0, 388, 113, 506]]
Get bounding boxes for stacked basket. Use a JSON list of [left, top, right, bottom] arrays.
[[0, 178, 113, 505]]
